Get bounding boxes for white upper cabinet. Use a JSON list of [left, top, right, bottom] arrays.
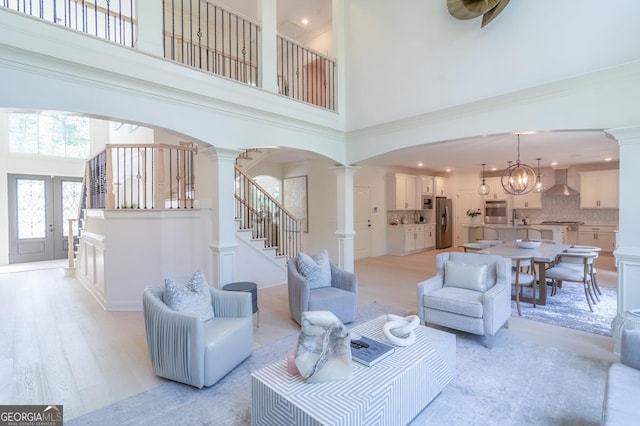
[[512, 190, 542, 209], [579, 170, 619, 209], [481, 176, 508, 200], [420, 175, 434, 195], [434, 176, 448, 197], [387, 173, 418, 210]]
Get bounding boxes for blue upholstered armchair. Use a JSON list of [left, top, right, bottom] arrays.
[[417, 252, 511, 348], [142, 286, 253, 389], [287, 256, 358, 325]]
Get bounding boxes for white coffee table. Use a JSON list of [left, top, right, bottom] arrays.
[[251, 315, 456, 425]]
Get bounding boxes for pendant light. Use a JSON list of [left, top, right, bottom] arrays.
[[478, 163, 490, 195], [501, 134, 537, 195], [534, 158, 544, 193]]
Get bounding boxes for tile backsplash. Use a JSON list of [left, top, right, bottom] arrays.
[[512, 194, 618, 225]]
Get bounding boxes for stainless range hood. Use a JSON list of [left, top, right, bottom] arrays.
[[544, 169, 579, 196]]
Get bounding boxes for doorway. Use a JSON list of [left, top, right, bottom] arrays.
[[354, 186, 372, 260], [8, 174, 83, 263]]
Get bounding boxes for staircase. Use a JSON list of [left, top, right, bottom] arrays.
[[234, 164, 304, 260]]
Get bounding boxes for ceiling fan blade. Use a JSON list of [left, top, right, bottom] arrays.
[[447, 0, 501, 20], [481, 0, 511, 27]]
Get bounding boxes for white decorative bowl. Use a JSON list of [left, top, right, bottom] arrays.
[[514, 239, 542, 249]]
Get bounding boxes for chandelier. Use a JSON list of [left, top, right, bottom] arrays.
[[477, 163, 490, 195], [500, 134, 537, 195]]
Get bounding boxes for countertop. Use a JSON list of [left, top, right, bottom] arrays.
[[463, 223, 569, 229], [388, 222, 434, 227]]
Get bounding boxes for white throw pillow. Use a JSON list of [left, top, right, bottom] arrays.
[[443, 261, 488, 292], [297, 250, 332, 289], [164, 270, 215, 321]]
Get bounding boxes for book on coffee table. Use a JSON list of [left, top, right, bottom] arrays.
[[350, 336, 395, 367]]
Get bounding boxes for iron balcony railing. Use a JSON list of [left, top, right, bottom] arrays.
[[277, 35, 336, 111], [235, 165, 303, 260], [87, 142, 197, 210], [2, 0, 136, 46], [163, 0, 260, 86]]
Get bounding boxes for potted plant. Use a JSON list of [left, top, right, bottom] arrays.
[[467, 208, 482, 225]]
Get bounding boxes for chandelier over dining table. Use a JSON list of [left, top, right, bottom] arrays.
[[501, 134, 540, 195]]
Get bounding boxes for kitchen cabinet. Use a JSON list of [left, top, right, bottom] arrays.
[[579, 170, 619, 209], [424, 224, 435, 249], [434, 176, 448, 197], [387, 173, 418, 210], [512, 190, 542, 209], [481, 176, 508, 200], [387, 225, 430, 255], [420, 175, 434, 195], [578, 225, 616, 252]]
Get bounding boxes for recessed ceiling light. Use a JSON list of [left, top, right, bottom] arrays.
[[417, 162, 423, 167], [551, 161, 558, 166], [491, 167, 497, 171], [301, 18, 309, 25], [604, 157, 612, 161], [445, 168, 452, 173]]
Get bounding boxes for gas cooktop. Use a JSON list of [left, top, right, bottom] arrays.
[[540, 221, 582, 224]]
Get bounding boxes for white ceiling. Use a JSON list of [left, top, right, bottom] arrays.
[[214, 0, 332, 40], [358, 130, 619, 173]]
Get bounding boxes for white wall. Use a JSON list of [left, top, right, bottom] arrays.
[[345, 0, 640, 131]]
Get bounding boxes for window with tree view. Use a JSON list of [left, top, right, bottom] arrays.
[[9, 113, 90, 158]]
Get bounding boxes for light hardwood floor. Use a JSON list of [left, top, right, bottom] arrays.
[[0, 248, 619, 420]]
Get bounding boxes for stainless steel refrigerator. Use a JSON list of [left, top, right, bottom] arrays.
[[436, 197, 453, 249]]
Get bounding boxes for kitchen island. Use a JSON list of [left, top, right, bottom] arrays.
[[464, 224, 568, 244]]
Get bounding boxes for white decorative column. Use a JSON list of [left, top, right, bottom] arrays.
[[134, 1, 164, 56], [201, 147, 242, 287], [258, 0, 278, 93], [605, 126, 640, 353], [331, 166, 360, 272]]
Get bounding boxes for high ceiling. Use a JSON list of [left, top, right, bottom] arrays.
[[212, 2, 619, 173]]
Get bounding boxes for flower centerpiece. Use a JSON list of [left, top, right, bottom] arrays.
[[467, 208, 482, 225]]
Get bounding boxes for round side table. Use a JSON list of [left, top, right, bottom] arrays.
[[223, 281, 259, 328]]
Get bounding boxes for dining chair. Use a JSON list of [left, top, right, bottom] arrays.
[[566, 245, 603, 297], [510, 255, 537, 316], [545, 251, 599, 312], [462, 242, 491, 253], [516, 228, 544, 240], [472, 226, 500, 241]]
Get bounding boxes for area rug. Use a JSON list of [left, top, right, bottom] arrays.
[[67, 303, 610, 426], [512, 283, 617, 337]]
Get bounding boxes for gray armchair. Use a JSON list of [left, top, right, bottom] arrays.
[[417, 252, 511, 348], [602, 328, 640, 425], [288, 257, 358, 325], [143, 286, 253, 389]]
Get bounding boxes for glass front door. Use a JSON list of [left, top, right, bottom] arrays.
[[8, 174, 83, 263]]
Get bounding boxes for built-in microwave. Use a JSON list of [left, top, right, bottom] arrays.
[[484, 200, 507, 224], [422, 196, 433, 209]]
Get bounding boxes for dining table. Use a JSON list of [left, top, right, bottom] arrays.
[[477, 241, 571, 305]]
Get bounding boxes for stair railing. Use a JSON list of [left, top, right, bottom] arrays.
[[234, 165, 303, 260], [86, 142, 197, 210]]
